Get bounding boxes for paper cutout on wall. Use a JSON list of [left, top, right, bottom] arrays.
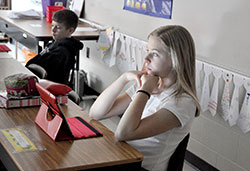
[[130, 38, 137, 70], [117, 36, 129, 73], [228, 75, 244, 126], [208, 67, 222, 116], [136, 40, 146, 71], [200, 64, 211, 112], [196, 61, 203, 101], [237, 80, 250, 133], [100, 28, 114, 65], [102, 48, 113, 66], [109, 31, 120, 67], [125, 37, 132, 70], [123, 0, 173, 19], [97, 27, 113, 51], [220, 72, 232, 121], [102, 30, 147, 73]]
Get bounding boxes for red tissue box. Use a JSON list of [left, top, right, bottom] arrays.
[[46, 6, 66, 23], [42, 0, 67, 16]]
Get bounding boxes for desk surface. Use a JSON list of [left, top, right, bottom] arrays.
[[0, 57, 143, 171], [0, 57, 33, 80], [0, 10, 100, 40]]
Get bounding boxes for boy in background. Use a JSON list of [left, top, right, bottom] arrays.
[[26, 9, 83, 86]]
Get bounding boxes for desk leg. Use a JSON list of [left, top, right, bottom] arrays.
[[15, 41, 18, 60], [75, 51, 80, 94], [75, 70, 80, 94]]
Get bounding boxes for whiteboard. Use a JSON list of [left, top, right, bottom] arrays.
[[84, 0, 250, 77]]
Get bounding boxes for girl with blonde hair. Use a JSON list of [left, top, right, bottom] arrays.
[[89, 25, 200, 171]]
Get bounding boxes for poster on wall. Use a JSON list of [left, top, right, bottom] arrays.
[[123, 0, 173, 19]]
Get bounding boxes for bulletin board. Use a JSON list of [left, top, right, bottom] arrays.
[[123, 0, 173, 19]]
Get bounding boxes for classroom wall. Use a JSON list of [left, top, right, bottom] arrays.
[[80, 0, 250, 170]]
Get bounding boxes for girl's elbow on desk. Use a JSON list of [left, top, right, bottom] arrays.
[[114, 128, 136, 141], [114, 130, 127, 141], [88, 110, 103, 120]]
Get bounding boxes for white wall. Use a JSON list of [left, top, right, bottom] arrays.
[[80, 0, 250, 170], [80, 40, 121, 92]]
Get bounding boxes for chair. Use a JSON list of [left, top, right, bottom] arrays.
[[26, 64, 47, 79], [27, 63, 81, 105], [167, 133, 190, 171]]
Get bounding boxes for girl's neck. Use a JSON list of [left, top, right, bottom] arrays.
[[161, 70, 177, 91]]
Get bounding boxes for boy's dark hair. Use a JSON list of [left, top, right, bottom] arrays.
[[52, 9, 78, 30]]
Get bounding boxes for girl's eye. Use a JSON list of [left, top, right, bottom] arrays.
[[152, 52, 159, 57]]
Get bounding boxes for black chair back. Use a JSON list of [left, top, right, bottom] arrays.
[[167, 133, 190, 171]]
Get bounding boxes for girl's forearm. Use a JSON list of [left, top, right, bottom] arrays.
[[115, 91, 149, 140], [89, 74, 128, 120]]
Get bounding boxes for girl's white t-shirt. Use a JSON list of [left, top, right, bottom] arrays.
[[126, 84, 196, 171]]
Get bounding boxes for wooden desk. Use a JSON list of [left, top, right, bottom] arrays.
[[0, 58, 143, 171], [0, 57, 33, 80]]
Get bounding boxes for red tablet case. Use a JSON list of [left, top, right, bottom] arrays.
[[35, 83, 102, 141]]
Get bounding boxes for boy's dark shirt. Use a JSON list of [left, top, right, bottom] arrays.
[[26, 37, 83, 85]]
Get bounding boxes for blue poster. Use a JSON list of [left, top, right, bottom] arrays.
[[123, 0, 173, 19]]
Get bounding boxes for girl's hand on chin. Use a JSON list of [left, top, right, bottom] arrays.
[[140, 74, 160, 93]]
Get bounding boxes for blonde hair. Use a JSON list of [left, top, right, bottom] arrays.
[[149, 25, 200, 116]]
